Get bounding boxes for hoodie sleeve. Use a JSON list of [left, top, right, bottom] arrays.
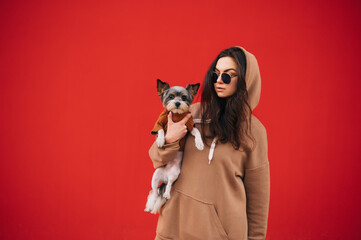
[[148, 139, 180, 169], [243, 118, 270, 240]]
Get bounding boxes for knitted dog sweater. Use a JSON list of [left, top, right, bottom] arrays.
[[151, 109, 194, 151]]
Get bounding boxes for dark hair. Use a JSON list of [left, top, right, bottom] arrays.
[[201, 47, 255, 152]]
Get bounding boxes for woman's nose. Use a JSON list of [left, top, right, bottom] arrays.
[[216, 75, 223, 83]]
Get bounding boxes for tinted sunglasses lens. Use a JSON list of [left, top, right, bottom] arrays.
[[211, 72, 218, 83], [221, 73, 231, 84]]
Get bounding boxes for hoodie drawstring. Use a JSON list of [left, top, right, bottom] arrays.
[[208, 137, 218, 164]]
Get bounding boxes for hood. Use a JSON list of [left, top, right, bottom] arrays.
[[210, 46, 262, 163], [191, 46, 262, 163], [236, 46, 261, 111]]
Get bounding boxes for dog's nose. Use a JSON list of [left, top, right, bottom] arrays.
[[175, 102, 180, 108]]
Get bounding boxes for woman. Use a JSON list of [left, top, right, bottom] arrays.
[[149, 46, 270, 240]]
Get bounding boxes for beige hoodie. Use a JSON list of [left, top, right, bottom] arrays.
[[149, 47, 270, 240]]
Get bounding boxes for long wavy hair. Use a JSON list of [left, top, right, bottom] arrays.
[[201, 47, 255, 152]]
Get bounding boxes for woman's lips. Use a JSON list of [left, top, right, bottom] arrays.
[[216, 87, 225, 91]]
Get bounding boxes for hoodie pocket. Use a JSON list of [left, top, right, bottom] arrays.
[[157, 188, 228, 240]]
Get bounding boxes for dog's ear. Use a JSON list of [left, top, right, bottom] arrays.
[[186, 83, 200, 97], [157, 79, 170, 97]]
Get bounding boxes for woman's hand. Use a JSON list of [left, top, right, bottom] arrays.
[[165, 112, 192, 144]]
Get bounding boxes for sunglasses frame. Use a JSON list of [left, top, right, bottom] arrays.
[[211, 71, 237, 84]]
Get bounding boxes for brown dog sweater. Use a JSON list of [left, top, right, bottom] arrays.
[[151, 109, 194, 151]]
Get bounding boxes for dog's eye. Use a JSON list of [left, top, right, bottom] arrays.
[[181, 96, 187, 101], [169, 95, 175, 99]]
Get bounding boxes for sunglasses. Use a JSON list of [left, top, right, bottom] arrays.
[[211, 71, 237, 84]]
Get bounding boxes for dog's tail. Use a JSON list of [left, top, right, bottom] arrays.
[[150, 183, 167, 214]]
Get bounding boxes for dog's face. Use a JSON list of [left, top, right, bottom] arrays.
[[157, 79, 200, 114]]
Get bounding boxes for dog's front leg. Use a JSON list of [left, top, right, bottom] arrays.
[[191, 127, 204, 150], [156, 129, 165, 147]]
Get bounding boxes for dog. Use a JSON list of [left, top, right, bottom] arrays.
[[144, 79, 204, 214]]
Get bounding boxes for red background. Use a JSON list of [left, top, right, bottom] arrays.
[[1, 0, 361, 239]]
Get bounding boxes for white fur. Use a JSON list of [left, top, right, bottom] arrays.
[[145, 127, 204, 214], [144, 151, 183, 214], [150, 191, 167, 214], [156, 129, 165, 147], [145, 83, 204, 214], [166, 100, 188, 113], [191, 127, 204, 150]]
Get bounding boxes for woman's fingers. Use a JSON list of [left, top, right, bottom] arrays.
[[167, 112, 173, 125], [180, 113, 192, 124], [165, 112, 191, 144]]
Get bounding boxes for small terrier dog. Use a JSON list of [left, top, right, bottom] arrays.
[[144, 79, 204, 214]]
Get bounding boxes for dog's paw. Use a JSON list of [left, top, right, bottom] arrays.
[[195, 137, 204, 150], [191, 128, 204, 150], [163, 192, 171, 199], [144, 207, 152, 213], [156, 129, 165, 147], [157, 137, 165, 148]]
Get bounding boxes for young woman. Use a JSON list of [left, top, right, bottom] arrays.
[[149, 46, 270, 240]]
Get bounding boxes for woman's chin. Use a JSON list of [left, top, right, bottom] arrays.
[[216, 92, 229, 98]]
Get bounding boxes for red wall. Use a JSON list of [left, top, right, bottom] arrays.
[[1, 0, 360, 239]]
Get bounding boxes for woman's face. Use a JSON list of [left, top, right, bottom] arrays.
[[213, 57, 238, 98]]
